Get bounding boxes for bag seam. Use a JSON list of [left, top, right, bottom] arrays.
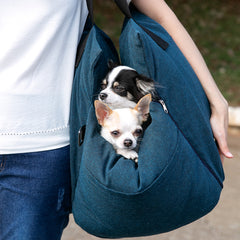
[[84, 128, 180, 197]]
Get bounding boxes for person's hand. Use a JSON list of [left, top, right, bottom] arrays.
[[210, 98, 233, 163]]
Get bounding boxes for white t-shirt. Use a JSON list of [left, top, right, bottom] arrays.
[[0, 0, 133, 154], [0, 0, 88, 153]]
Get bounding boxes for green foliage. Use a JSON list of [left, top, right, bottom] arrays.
[[167, 0, 240, 105], [94, 0, 240, 105]]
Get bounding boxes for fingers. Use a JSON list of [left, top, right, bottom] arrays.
[[210, 118, 233, 163], [215, 132, 233, 160], [209, 96, 234, 162]]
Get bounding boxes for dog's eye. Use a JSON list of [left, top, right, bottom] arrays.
[[111, 130, 120, 137], [134, 129, 143, 137], [114, 85, 125, 92]]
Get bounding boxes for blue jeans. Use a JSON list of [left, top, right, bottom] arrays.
[[0, 146, 71, 240]]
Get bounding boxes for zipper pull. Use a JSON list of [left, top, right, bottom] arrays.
[[159, 99, 168, 114]]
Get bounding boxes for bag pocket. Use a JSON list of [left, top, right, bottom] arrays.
[[79, 101, 179, 193], [73, 102, 222, 238]]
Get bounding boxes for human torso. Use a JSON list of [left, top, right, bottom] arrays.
[[0, 0, 88, 153]]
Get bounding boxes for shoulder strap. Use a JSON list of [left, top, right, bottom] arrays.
[[114, 0, 132, 18], [86, 0, 94, 25], [122, 3, 169, 50], [76, 0, 130, 68], [75, 0, 168, 68]]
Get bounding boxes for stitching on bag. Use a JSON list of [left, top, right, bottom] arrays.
[[130, 23, 223, 189], [135, 25, 151, 78], [84, 129, 180, 197], [167, 113, 223, 188]]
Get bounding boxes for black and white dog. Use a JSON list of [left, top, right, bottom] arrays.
[[98, 63, 156, 109], [96, 63, 159, 162]]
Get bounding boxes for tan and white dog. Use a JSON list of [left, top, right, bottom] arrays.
[[95, 94, 152, 163]]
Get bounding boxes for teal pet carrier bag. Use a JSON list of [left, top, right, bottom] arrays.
[[70, 0, 224, 238]]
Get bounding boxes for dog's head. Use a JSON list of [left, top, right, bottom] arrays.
[[98, 64, 154, 109], [95, 94, 152, 150]]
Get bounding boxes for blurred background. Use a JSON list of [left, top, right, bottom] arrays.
[[63, 1, 240, 239], [93, 0, 240, 106]]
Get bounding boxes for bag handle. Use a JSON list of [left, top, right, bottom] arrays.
[[86, 0, 94, 26], [75, 0, 169, 68], [75, 0, 130, 68], [87, 0, 131, 22], [91, 0, 169, 51], [114, 0, 132, 18], [114, 1, 169, 50]]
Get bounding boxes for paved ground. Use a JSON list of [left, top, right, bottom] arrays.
[[62, 130, 240, 240]]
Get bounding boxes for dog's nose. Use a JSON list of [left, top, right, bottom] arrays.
[[124, 139, 133, 148], [100, 93, 108, 100]]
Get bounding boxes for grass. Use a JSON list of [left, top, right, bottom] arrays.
[[93, 0, 240, 105]]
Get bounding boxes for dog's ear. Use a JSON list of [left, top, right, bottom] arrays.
[[107, 59, 119, 70], [134, 94, 152, 122], [94, 100, 113, 126], [136, 75, 155, 95]]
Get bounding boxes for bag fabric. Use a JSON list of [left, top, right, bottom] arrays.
[[70, 2, 224, 238], [120, 6, 224, 186]]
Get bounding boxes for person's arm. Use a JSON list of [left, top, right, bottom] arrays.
[[131, 0, 233, 161]]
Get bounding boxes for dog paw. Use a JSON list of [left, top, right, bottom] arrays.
[[117, 149, 138, 161], [127, 151, 138, 161], [134, 157, 138, 163]]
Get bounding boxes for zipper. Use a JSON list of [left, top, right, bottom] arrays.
[[156, 96, 223, 188], [153, 94, 223, 188], [158, 99, 168, 114]]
